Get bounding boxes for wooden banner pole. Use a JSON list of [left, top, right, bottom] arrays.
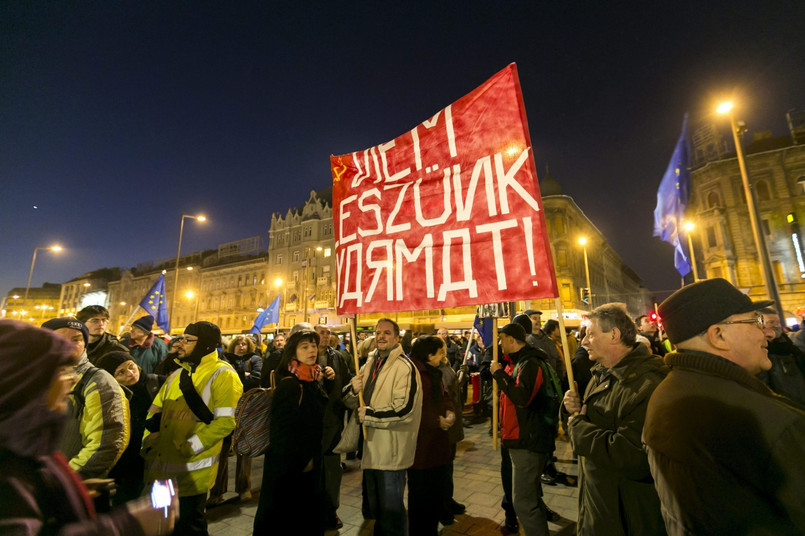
[[350, 314, 367, 437], [492, 317, 499, 451], [554, 297, 576, 394]]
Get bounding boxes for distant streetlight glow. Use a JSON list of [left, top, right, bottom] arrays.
[[716, 101, 733, 114], [24, 245, 64, 304]]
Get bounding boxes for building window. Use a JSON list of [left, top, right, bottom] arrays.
[[293, 271, 299, 282], [560, 283, 571, 302], [556, 248, 567, 267], [324, 247, 332, 257], [762, 218, 771, 238], [756, 180, 771, 202], [277, 254, 284, 265], [554, 216, 565, 234], [293, 230, 301, 242], [706, 191, 722, 209], [710, 266, 723, 279], [707, 225, 718, 248], [237, 276, 242, 287], [323, 222, 333, 236], [303, 225, 312, 237], [293, 251, 300, 262]]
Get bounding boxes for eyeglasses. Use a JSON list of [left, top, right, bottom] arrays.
[[182, 337, 199, 343], [718, 314, 765, 330]]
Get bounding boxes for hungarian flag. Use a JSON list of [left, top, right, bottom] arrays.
[[330, 63, 556, 315]]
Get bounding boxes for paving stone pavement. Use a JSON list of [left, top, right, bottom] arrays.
[[208, 414, 579, 536]]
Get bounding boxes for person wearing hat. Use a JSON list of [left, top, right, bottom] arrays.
[[121, 315, 168, 375], [489, 322, 559, 536], [97, 351, 164, 505], [644, 278, 805, 534], [0, 320, 178, 535], [523, 309, 562, 376], [41, 317, 130, 482], [561, 303, 668, 536], [142, 321, 243, 536]]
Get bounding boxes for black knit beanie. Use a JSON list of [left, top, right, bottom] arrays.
[[183, 321, 221, 363], [96, 351, 134, 376]]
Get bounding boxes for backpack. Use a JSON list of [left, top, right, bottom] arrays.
[[537, 359, 562, 430], [232, 386, 274, 457], [232, 371, 302, 457]]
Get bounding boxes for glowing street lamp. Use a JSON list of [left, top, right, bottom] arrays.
[[717, 101, 783, 314], [24, 245, 63, 304], [578, 237, 592, 310], [170, 213, 206, 330]]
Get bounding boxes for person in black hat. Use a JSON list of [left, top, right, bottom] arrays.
[[141, 321, 242, 536], [489, 322, 557, 536], [97, 351, 164, 505], [120, 315, 168, 376], [42, 317, 130, 482], [644, 278, 805, 535]]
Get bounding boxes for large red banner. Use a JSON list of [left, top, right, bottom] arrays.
[[330, 64, 557, 315]]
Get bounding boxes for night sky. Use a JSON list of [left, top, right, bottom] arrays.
[[2, 1, 803, 303]]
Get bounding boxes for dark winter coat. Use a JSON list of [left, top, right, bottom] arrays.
[[319, 346, 354, 454], [107, 371, 163, 504], [439, 363, 464, 445], [757, 334, 805, 406], [565, 344, 668, 536], [222, 351, 263, 391], [86, 332, 129, 365], [493, 344, 557, 453], [411, 359, 453, 469], [253, 373, 328, 535], [644, 350, 805, 535]]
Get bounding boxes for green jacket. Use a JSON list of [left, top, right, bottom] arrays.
[[566, 344, 668, 536], [142, 351, 242, 497]]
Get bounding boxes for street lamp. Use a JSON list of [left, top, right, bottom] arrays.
[[578, 237, 592, 311], [303, 246, 323, 323], [717, 101, 783, 315], [170, 213, 206, 330], [683, 221, 700, 281], [185, 290, 200, 323], [24, 245, 63, 304]]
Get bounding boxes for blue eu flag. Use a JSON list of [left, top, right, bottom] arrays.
[[473, 314, 493, 348], [139, 274, 170, 332], [251, 294, 281, 334], [654, 115, 692, 277]]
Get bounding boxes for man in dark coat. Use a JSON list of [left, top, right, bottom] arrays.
[[757, 307, 805, 406], [76, 305, 129, 365], [563, 303, 667, 536], [645, 278, 805, 535]]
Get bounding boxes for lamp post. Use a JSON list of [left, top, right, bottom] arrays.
[[717, 102, 783, 316], [302, 246, 323, 324], [683, 221, 700, 281], [170, 213, 206, 331], [274, 278, 285, 328], [578, 237, 593, 311], [24, 245, 62, 305], [185, 291, 200, 323]]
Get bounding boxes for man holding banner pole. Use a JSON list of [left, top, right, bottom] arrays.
[[345, 318, 422, 536]]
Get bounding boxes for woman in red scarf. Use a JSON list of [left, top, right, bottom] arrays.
[[0, 319, 177, 535], [253, 328, 336, 535]]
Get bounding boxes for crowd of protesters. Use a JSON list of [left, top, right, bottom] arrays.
[[2, 277, 805, 535]]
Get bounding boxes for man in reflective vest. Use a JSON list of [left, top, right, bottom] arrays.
[[143, 321, 242, 536]]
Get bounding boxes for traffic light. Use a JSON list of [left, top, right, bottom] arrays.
[[580, 287, 590, 304]]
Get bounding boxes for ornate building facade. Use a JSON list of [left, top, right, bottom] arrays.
[[689, 139, 805, 317]]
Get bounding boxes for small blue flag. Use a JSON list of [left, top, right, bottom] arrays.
[[654, 114, 692, 277], [473, 314, 493, 348], [139, 274, 170, 332], [251, 294, 281, 334]]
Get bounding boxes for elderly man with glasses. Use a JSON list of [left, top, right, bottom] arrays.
[[644, 278, 805, 535]]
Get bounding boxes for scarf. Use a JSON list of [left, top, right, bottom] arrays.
[[289, 360, 322, 382]]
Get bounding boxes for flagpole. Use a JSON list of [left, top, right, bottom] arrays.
[[492, 317, 499, 451], [349, 314, 367, 437], [118, 307, 141, 338], [554, 297, 576, 394], [457, 327, 476, 386]]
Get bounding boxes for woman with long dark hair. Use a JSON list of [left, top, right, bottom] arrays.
[[252, 328, 335, 535], [407, 335, 455, 535]]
